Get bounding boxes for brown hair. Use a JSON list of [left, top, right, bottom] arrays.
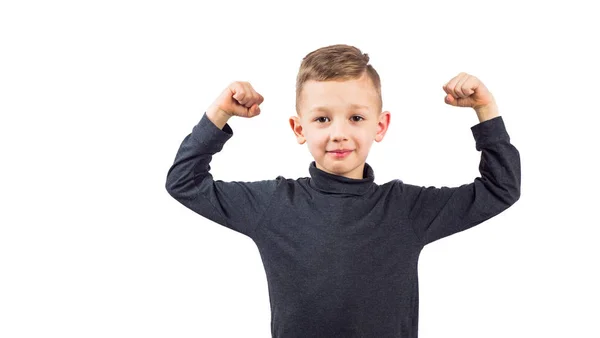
[[295, 44, 382, 115]]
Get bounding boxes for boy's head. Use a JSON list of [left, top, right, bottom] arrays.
[[289, 44, 391, 180]]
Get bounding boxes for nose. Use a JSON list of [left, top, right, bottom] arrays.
[[330, 119, 349, 142]]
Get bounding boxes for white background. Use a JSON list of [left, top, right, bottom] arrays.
[[1, 0, 598, 337]]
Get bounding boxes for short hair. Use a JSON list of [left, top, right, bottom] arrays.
[[295, 44, 382, 115]]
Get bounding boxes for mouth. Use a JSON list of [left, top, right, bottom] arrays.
[[328, 150, 353, 158]]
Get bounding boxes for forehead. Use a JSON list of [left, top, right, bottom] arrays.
[[301, 77, 378, 113]]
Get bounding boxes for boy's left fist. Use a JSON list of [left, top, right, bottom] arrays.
[[442, 72, 495, 109]]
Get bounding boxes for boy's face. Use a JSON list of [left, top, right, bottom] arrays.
[[289, 72, 391, 180]]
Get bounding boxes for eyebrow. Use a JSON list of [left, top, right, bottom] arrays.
[[310, 104, 370, 113]]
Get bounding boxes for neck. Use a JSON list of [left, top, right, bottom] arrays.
[[308, 161, 375, 196]]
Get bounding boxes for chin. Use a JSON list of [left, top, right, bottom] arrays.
[[326, 159, 355, 170]]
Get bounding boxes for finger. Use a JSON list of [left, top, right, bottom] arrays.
[[461, 76, 479, 97], [231, 82, 246, 104], [250, 103, 261, 115], [237, 104, 260, 118], [236, 82, 251, 106], [444, 93, 458, 106], [243, 82, 259, 107], [241, 82, 260, 107], [442, 80, 453, 95], [455, 73, 470, 98], [257, 93, 264, 105], [443, 73, 464, 98], [245, 82, 263, 108]]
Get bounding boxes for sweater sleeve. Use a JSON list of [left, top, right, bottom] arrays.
[[165, 112, 281, 239], [404, 116, 521, 246]]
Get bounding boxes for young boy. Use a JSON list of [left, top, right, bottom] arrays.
[[165, 44, 521, 338]]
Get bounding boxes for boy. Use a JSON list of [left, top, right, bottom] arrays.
[[165, 44, 521, 338]]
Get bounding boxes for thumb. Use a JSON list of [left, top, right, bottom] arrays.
[[249, 103, 261, 116], [239, 103, 261, 118], [444, 93, 470, 107], [444, 94, 473, 107]]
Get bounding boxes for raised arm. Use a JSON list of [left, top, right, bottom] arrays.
[[403, 73, 521, 246], [165, 81, 279, 239]]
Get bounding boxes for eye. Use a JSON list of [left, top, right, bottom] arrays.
[[314, 116, 365, 123]]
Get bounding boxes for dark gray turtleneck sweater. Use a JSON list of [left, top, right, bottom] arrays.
[[165, 112, 521, 338]]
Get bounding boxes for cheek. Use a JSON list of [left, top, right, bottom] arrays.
[[356, 136, 373, 153], [354, 132, 369, 144], [304, 136, 320, 150], [306, 133, 327, 147]]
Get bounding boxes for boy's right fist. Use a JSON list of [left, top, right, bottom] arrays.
[[208, 81, 264, 118]]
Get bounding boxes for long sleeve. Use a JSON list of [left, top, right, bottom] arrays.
[[404, 116, 521, 246], [165, 112, 281, 239]]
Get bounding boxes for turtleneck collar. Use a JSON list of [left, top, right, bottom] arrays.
[[307, 161, 375, 196]]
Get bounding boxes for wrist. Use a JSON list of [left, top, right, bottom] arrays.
[[206, 105, 232, 130], [474, 102, 499, 123]]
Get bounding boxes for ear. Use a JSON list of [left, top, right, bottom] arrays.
[[289, 116, 306, 144], [374, 111, 391, 142]]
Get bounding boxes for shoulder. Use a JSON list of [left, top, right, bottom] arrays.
[[274, 175, 310, 192], [378, 179, 427, 200]]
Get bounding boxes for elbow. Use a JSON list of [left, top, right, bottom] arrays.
[[165, 177, 178, 198], [509, 172, 521, 205], [492, 186, 520, 214], [509, 188, 520, 206], [165, 179, 174, 196], [165, 172, 199, 201], [489, 181, 520, 208], [165, 170, 182, 197], [504, 182, 521, 207], [165, 165, 185, 197], [502, 167, 521, 206]]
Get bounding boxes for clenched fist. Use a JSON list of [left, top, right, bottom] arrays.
[[208, 81, 264, 119], [442, 72, 495, 109]]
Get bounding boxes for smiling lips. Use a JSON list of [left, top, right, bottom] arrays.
[[328, 149, 353, 158]]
